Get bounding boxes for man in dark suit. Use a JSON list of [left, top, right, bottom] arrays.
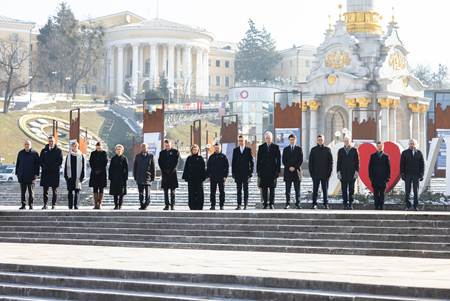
[[400, 139, 425, 211], [369, 141, 391, 210], [337, 136, 359, 210], [282, 134, 303, 209], [232, 135, 254, 210], [39, 136, 63, 210], [16, 140, 40, 210], [158, 139, 180, 210], [206, 142, 229, 210], [257, 131, 281, 209], [308, 135, 333, 209]]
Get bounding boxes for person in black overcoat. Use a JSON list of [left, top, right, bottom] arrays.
[[282, 134, 303, 209], [158, 139, 180, 210], [400, 139, 425, 210], [368, 141, 391, 210], [337, 136, 359, 210], [182, 144, 206, 210], [308, 135, 333, 209], [16, 140, 40, 210], [89, 141, 108, 209], [133, 143, 155, 210], [232, 135, 254, 210], [39, 136, 63, 209], [109, 144, 129, 210], [206, 142, 229, 210], [257, 131, 281, 209]]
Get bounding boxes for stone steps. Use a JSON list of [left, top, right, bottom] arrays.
[[0, 263, 447, 301], [0, 211, 450, 258]]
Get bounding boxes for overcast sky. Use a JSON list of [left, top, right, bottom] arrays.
[[3, 0, 448, 69]]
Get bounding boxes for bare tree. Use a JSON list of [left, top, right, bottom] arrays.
[[0, 35, 34, 113]]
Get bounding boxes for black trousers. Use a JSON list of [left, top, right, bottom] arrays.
[[43, 186, 58, 205], [373, 184, 386, 210], [164, 188, 176, 206], [312, 178, 328, 205], [210, 179, 225, 207], [341, 180, 355, 206], [20, 183, 35, 206], [68, 189, 79, 209], [113, 195, 124, 207], [138, 184, 150, 208], [188, 182, 204, 210], [404, 175, 420, 208], [285, 177, 300, 205], [236, 180, 249, 206], [261, 186, 275, 206]]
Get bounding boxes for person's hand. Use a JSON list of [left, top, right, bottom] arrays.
[[337, 172, 342, 180], [289, 167, 295, 172], [420, 177, 424, 182], [354, 171, 359, 180], [223, 177, 227, 182]]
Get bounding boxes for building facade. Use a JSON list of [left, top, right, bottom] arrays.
[[272, 45, 316, 84]]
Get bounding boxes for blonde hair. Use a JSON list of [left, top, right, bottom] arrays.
[[191, 144, 199, 154]]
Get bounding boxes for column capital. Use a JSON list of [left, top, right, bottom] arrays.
[[345, 98, 357, 108], [390, 98, 400, 108], [307, 100, 320, 111], [356, 97, 371, 108], [301, 101, 308, 112], [378, 98, 391, 109], [408, 102, 421, 113]]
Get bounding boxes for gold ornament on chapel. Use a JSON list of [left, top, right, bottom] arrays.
[[325, 51, 351, 69], [327, 74, 337, 86], [388, 50, 407, 71]]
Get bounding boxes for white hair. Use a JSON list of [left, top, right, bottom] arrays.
[[264, 131, 273, 139], [115, 144, 124, 150], [409, 139, 418, 145]]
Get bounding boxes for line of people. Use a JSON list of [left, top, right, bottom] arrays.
[[14, 132, 425, 211]]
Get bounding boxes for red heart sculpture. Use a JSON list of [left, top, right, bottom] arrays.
[[358, 142, 403, 193]]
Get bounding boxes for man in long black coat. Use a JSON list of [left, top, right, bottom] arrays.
[[39, 136, 63, 210], [16, 140, 40, 210], [232, 135, 254, 210], [400, 139, 425, 210], [282, 134, 303, 209], [337, 136, 359, 210], [257, 131, 281, 209], [369, 141, 391, 210], [158, 139, 180, 210], [133, 143, 155, 210], [207, 142, 229, 210], [308, 135, 333, 209]]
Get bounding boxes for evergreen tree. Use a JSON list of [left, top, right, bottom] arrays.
[[235, 19, 281, 82]]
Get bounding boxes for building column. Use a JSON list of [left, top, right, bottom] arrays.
[[107, 47, 114, 94], [345, 98, 357, 136], [183, 46, 192, 97], [301, 101, 308, 149], [149, 43, 159, 89], [389, 99, 400, 142], [196, 48, 203, 97], [378, 98, 391, 142], [138, 45, 144, 91], [308, 100, 320, 151], [161, 44, 167, 77], [408, 103, 421, 144], [132, 44, 139, 97], [356, 97, 371, 122], [116, 45, 124, 96], [176, 46, 182, 80], [167, 44, 175, 90], [202, 50, 209, 97], [420, 104, 429, 153]]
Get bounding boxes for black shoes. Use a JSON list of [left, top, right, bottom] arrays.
[[263, 204, 268, 209], [323, 204, 329, 210], [269, 204, 274, 210], [235, 205, 241, 210], [311, 204, 318, 209], [220, 206, 224, 210], [284, 204, 290, 209], [295, 203, 301, 209], [163, 205, 170, 210], [210, 206, 216, 210], [42, 204, 48, 210], [19, 205, 26, 210]]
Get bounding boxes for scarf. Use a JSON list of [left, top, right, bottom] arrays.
[[66, 150, 85, 190]]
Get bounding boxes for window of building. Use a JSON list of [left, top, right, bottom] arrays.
[[225, 60, 230, 68], [216, 76, 221, 87], [216, 60, 220, 67], [225, 76, 230, 87]]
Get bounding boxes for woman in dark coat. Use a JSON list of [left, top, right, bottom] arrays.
[[108, 144, 128, 210], [158, 139, 180, 210], [89, 141, 108, 209], [182, 144, 206, 210]]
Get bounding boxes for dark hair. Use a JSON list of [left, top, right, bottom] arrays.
[[96, 141, 102, 147], [288, 134, 296, 139], [317, 134, 323, 138], [376, 141, 383, 145], [48, 136, 55, 140], [164, 139, 169, 143], [238, 135, 244, 139]]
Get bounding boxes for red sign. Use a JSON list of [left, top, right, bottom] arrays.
[[358, 141, 402, 193], [239, 90, 249, 99]]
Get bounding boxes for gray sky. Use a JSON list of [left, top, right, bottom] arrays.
[[3, 0, 448, 68]]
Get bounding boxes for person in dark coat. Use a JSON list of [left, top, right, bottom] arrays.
[[369, 141, 391, 210], [232, 135, 254, 210], [400, 139, 425, 211], [207, 142, 229, 210], [257, 131, 281, 209], [64, 141, 86, 210], [282, 134, 303, 209], [182, 144, 206, 210], [109, 144, 128, 210], [133, 143, 155, 210], [308, 135, 333, 209], [158, 139, 179, 210], [89, 141, 108, 209], [39, 136, 63, 210], [16, 140, 40, 210], [337, 136, 359, 210]]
